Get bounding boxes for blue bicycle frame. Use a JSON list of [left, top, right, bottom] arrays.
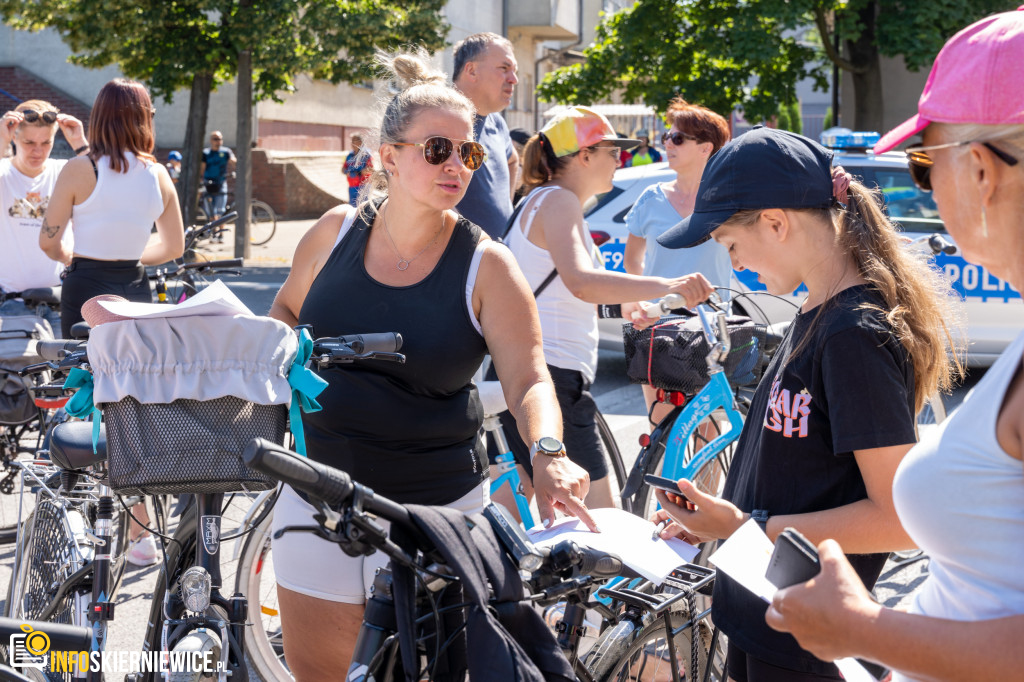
[[490, 451, 535, 528], [659, 370, 744, 482]]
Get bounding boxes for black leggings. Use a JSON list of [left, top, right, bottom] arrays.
[[727, 644, 844, 682], [60, 257, 150, 338]]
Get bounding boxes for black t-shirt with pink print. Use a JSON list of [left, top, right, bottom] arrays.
[[713, 284, 917, 676]]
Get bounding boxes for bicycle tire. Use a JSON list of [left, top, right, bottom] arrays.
[[595, 410, 627, 495], [247, 201, 277, 246], [234, 509, 291, 681], [583, 607, 722, 682]]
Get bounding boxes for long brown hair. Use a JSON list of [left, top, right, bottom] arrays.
[[87, 78, 156, 172], [729, 181, 964, 413]]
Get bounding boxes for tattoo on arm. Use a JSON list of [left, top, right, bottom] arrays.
[[42, 221, 61, 239]]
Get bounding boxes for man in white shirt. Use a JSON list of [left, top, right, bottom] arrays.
[[0, 99, 89, 318]]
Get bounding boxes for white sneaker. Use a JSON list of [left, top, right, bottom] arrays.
[[125, 534, 160, 567]]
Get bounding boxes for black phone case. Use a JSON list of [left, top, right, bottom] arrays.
[[765, 527, 821, 588], [644, 473, 681, 492]]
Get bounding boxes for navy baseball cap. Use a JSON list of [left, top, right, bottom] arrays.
[[658, 126, 835, 249]]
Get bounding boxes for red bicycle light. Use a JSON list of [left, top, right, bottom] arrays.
[[668, 391, 687, 407], [638, 433, 651, 447], [590, 230, 611, 247]]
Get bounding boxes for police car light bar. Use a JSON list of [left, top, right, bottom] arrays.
[[820, 128, 881, 150]]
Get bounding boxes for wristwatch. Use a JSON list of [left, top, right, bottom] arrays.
[[529, 436, 567, 466], [751, 509, 770, 534]]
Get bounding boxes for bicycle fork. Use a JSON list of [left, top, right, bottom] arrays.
[[85, 483, 115, 682]]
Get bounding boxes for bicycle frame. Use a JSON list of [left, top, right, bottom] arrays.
[[659, 371, 744, 482]]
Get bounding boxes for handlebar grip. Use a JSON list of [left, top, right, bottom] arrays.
[[205, 211, 238, 230], [36, 339, 85, 362], [336, 332, 403, 354], [244, 438, 353, 506], [184, 258, 244, 270], [576, 546, 624, 578], [0, 617, 93, 653]]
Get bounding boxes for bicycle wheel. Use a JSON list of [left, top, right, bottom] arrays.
[[248, 200, 277, 246], [583, 608, 723, 682], [235, 509, 291, 681], [596, 411, 627, 496]]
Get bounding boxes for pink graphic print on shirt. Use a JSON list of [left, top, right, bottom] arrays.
[[763, 377, 811, 438]]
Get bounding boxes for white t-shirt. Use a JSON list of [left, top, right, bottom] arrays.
[[0, 157, 72, 292]]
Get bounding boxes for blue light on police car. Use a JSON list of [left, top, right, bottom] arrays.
[[820, 128, 881, 150]]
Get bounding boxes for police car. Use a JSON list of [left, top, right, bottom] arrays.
[[585, 129, 1022, 366]]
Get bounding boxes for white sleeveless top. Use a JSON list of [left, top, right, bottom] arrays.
[[891, 329, 1024, 658], [71, 152, 164, 260], [504, 186, 599, 382]]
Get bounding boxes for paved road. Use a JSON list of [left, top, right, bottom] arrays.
[[0, 219, 974, 674]]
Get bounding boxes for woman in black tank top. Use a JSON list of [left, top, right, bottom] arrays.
[[267, 49, 598, 681]]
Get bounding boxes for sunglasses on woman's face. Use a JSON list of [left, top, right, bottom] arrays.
[[21, 109, 59, 124], [662, 130, 697, 146], [905, 140, 1019, 191], [392, 136, 487, 171]]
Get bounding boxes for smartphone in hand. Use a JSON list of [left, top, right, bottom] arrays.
[[644, 474, 696, 510], [766, 527, 821, 589]]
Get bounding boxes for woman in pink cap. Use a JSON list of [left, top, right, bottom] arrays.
[[766, 8, 1024, 680], [494, 105, 714, 509]]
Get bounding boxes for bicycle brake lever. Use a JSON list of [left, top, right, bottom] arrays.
[[18, 361, 59, 376]]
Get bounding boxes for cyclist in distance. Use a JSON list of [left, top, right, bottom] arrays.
[[650, 125, 963, 681], [496, 105, 714, 510], [765, 9, 1024, 681], [267, 48, 597, 681], [0, 100, 90, 330], [39, 78, 184, 339], [623, 97, 733, 427]]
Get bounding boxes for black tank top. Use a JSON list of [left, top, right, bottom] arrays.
[[298, 208, 489, 505]]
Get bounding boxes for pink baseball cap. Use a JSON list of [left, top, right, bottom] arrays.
[[541, 106, 640, 157], [874, 6, 1024, 154]]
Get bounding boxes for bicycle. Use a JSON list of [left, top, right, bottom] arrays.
[[196, 188, 277, 246], [619, 293, 764, 565], [242, 437, 726, 681], [233, 346, 627, 681]]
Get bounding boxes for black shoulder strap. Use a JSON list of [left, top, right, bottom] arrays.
[[88, 155, 98, 179], [532, 269, 558, 299], [499, 197, 527, 244]]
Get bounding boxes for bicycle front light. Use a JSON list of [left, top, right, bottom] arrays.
[[180, 566, 212, 614]]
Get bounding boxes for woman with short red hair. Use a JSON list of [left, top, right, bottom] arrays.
[[40, 78, 183, 339]]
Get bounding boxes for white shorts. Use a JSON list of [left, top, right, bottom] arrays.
[[271, 481, 490, 604]]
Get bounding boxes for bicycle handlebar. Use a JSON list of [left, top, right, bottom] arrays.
[[0, 616, 93, 653], [243, 438, 412, 525], [181, 257, 244, 271], [36, 339, 86, 363]]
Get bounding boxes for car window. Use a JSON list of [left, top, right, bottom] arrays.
[[844, 164, 946, 234]]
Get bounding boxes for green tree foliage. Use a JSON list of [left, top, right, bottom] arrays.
[[0, 0, 449, 223], [538, 0, 1016, 130]]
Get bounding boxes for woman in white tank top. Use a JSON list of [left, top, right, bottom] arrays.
[[39, 78, 183, 338], [499, 106, 713, 509], [763, 10, 1024, 681]]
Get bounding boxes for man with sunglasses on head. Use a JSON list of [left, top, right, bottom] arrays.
[[0, 100, 89, 323], [200, 130, 236, 242], [452, 32, 520, 239]]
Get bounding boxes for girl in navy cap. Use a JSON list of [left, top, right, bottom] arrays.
[[651, 125, 962, 681]]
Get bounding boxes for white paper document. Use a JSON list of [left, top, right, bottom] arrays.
[[98, 279, 253, 318], [709, 519, 879, 681], [526, 507, 699, 584]]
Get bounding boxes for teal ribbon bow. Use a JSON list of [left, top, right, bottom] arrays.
[[63, 367, 103, 453], [287, 328, 328, 456]]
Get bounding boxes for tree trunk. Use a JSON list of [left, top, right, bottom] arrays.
[[235, 40, 252, 260], [845, 1, 884, 131], [178, 72, 213, 228]]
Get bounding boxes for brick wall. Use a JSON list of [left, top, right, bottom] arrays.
[[0, 66, 92, 124], [252, 149, 346, 219]]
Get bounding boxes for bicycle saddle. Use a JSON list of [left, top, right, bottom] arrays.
[[49, 421, 108, 471], [20, 286, 61, 308]]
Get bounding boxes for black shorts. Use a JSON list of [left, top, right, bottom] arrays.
[[488, 363, 609, 481], [727, 643, 843, 682], [60, 258, 150, 338]]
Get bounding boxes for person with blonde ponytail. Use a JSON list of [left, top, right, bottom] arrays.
[[650, 125, 962, 681], [495, 106, 715, 510], [267, 49, 595, 680]]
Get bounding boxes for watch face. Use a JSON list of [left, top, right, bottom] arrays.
[[537, 436, 563, 453]]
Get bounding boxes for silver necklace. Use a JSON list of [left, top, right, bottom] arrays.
[[380, 205, 446, 271]]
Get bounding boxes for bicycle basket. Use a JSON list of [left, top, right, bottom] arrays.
[[0, 313, 53, 425], [623, 314, 767, 394], [104, 395, 286, 496]]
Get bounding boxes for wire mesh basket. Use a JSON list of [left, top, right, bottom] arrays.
[[623, 315, 767, 394], [104, 396, 286, 496]]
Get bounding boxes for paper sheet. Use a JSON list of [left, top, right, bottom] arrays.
[[709, 519, 880, 681], [526, 507, 699, 584], [98, 279, 253, 318]]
